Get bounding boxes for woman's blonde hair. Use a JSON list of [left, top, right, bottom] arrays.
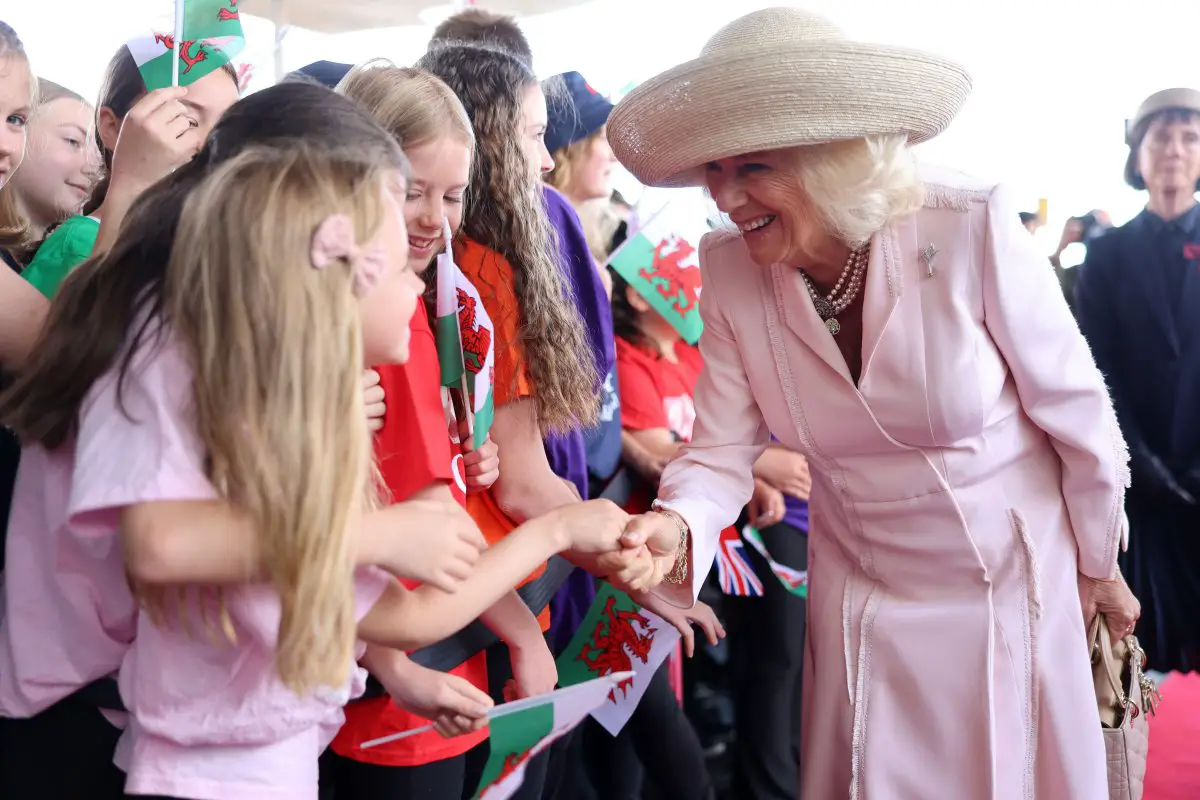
[[794, 134, 924, 247], [163, 144, 390, 692], [544, 127, 604, 197]]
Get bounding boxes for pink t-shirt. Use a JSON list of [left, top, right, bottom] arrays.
[[2, 331, 389, 799], [0, 332, 212, 717]]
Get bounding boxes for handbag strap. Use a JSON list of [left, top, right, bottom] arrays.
[[1089, 612, 1129, 707]]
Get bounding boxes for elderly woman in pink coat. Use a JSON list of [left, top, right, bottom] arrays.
[[602, 7, 1142, 799]]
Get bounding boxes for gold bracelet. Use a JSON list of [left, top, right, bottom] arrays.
[[650, 503, 690, 585]]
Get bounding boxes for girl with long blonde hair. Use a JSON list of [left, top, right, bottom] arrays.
[[332, 63, 561, 798], [418, 42, 632, 800], [0, 20, 48, 368]]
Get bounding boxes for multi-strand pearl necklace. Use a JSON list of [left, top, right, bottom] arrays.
[[800, 244, 869, 335]]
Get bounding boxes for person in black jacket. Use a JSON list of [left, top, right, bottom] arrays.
[[1074, 87, 1200, 672]]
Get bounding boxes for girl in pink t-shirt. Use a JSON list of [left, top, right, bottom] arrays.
[[0, 115, 636, 800]]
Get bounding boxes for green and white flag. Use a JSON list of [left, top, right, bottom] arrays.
[[470, 676, 624, 799], [607, 202, 704, 345], [435, 218, 495, 449], [126, 0, 245, 91], [556, 582, 680, 735], [743, 526, 808, 597]]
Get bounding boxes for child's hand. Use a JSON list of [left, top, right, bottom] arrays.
[[363, 369, 386, 431], [631, 592, 725, 657], [109, 88, 203, 194], [380, 500, 486, 593], [556, 499, 632, 555], [456, 420, 499, 493], [505, 636, 558, 701], [749, 479, 786, 528], [380, 655, 493, 738]]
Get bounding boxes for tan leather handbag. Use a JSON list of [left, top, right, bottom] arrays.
[[1090, 613, 1160, 800]]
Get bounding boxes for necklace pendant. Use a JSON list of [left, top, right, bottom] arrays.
[[812, 296, 835, 318], [826, 317, 841, 335]]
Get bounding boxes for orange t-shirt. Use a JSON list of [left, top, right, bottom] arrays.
[[331, 304, 488, 766], [455, 237, 549, 631]]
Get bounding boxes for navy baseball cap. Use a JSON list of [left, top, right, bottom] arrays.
[[545, 71, 614, 154], [289, 60, 353, 89]]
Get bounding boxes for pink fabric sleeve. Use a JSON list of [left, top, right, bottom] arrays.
[[655, 231, 770, 607], [981, 182, 1130, 580], [68, 340, 216, 535]]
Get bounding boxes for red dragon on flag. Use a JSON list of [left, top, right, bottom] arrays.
[[641, 236, 702, 316], [577, 594, 656, 702]]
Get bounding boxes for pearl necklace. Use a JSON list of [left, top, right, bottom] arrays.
[[800, 244, 869, 335]]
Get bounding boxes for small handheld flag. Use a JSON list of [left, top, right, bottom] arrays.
[[434, 219, 496, 449], [607, 201, 704, 345], [127, 0, 246, 91], [743, 525, 808, 597], [715, 527, 763, 597]]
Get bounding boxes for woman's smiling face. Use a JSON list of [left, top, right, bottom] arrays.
[[704, 147, 825, 268]]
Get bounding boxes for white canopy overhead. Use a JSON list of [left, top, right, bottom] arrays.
[[239, 0, 591, 34]]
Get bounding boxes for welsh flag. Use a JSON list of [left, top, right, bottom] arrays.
[[470, 676, 626, 799], [607, 203, 704, 345], [556, 582, 680, 735], [127, 0, 245, 91], [743, 526, 808, 597], [436, 220, 495, 449]]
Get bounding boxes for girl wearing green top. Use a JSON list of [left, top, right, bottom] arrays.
[[22, 44, 238, 298]]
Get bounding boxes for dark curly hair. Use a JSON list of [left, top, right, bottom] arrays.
[[417, 43, 598, 432]]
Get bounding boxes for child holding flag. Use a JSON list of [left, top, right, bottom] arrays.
[[328, 64, 558, 800], [22, 1, 242, 299]]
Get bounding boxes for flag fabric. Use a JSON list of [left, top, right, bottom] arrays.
[[715, 527, 764, 597], [435, 220, 495, 449], [743, 525, 808, 597], [607, 204, 704, 345], [471, 676, 626, 799], [126, 0, 245, 91], [556, 582, 680, 735]]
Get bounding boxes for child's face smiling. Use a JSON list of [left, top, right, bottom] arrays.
[[0, 55, 32, 189], [359, 171, 424, 367]]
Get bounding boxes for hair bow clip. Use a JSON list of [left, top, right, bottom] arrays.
[[311, 213, 388, 296]]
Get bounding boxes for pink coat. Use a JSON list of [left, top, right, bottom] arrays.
[[655, 165, 1128, 799]]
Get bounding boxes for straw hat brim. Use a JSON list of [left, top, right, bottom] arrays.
[[609, 41, 972, 188]]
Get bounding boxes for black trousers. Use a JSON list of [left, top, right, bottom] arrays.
[[580, 661, 714, 800], [726, 521, 807, 800], [0, 694, 127, 799]]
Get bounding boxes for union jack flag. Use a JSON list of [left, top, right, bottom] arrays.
[[715, 527, 763, 596]]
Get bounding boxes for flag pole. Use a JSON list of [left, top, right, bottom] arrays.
[[171, 0, 185, 87]]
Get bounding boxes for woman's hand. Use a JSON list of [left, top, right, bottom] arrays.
[[631, 591, 725, 657], [108, 87, 204, 194], [456, 419, 499, 493], [375, 651, 493, 738], [753, 446, 811, 501], [506, 636, 558, 701], [1079, 571, 1141, 642], [374, 500, 487, 592], [749, 479, 786, 528], [363, 369, 386, 431]]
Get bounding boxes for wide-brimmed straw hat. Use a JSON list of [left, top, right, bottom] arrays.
[[608, 7, 972, 188]]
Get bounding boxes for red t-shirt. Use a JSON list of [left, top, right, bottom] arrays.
[[331, 303, 489, 766], [616, 337, 705, 514], [455, 237, 549, 631]]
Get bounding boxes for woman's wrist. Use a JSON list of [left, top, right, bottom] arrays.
[[650, 502, 690, 585]]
